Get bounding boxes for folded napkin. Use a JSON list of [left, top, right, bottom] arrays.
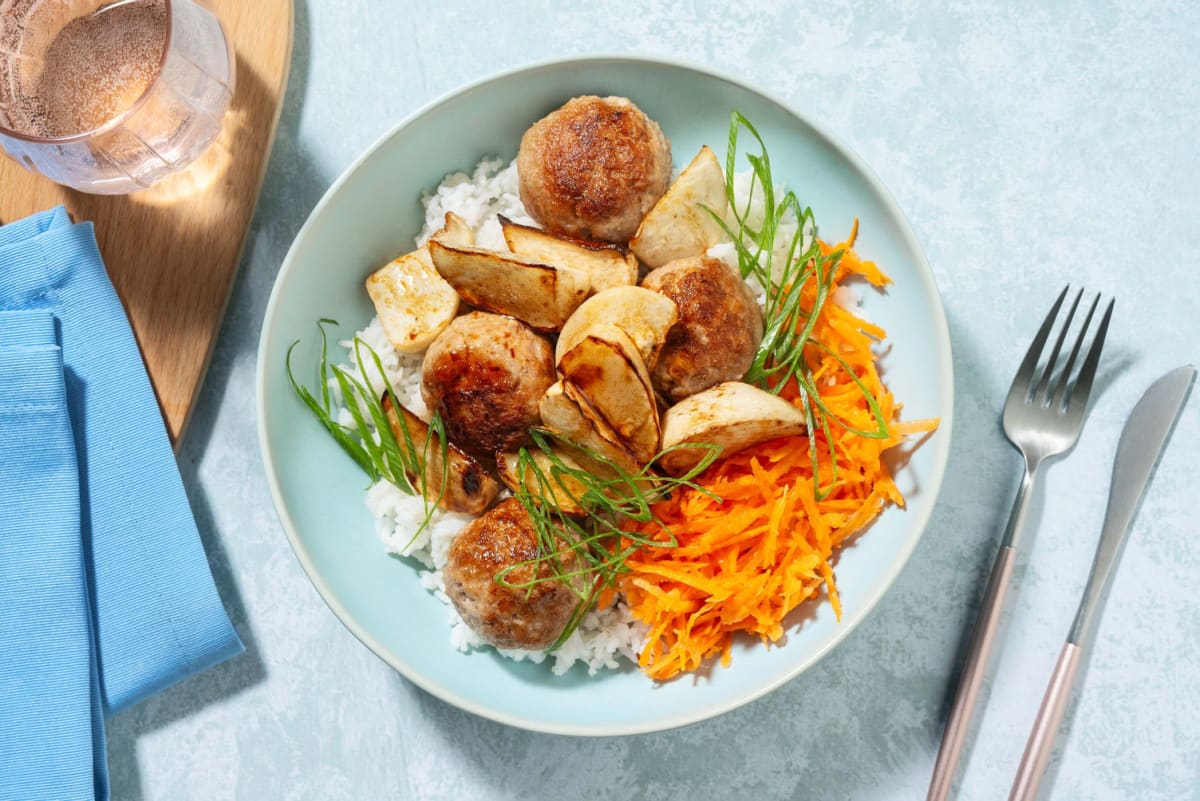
[[0, 208, 243, 801]]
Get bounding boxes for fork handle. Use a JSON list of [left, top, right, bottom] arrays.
[[926, 545, 1017, 801], [1009, 643, 1083, 801]]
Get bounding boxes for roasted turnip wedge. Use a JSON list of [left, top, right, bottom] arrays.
[[554, 285, 678, 367], [630, 145, 729, 269], [429, 210, 475, 248], [499, 216, 638, 294], [558, 324, 660, 464], [381, 394, 499, 516], [428, 238, 589, 332], [365, 245, 460, 354], [538, 381, 642, 475], [496, 446, 593, 517], [658, 381, 807, 476]]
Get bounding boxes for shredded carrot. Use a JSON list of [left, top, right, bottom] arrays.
[[620, 226, 939, 680]]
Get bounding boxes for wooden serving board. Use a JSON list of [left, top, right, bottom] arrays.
[[0, 0, 294, 443]]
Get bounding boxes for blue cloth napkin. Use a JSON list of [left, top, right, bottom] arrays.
[[0, 208, 243, 800]]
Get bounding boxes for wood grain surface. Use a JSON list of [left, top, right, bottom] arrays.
[[0, 0, 294, 443]]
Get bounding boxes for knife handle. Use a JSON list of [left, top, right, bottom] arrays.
[[1009, 643, 1083, 801], [926, 544, 1017, 801]]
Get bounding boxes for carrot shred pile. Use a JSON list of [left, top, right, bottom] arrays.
[[620, 224, 939, 681]]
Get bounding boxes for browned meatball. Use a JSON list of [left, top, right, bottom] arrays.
[[641, 256, 764, 402], [444, 498, 579, 650], [517, 95, 671, 244], [421, 312, 555, 459]]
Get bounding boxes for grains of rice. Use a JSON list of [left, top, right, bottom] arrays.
[[415, 158, 535, 251]]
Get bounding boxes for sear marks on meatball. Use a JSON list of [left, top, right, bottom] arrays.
[[641, 256, 765, 403], [444, 498, 579, 650], [421, 312, 555, 460], [517, 95, 671, 245]]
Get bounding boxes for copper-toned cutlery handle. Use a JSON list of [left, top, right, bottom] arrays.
[[926, 545, 1017, 801], [1008, 643, 1083, 801]]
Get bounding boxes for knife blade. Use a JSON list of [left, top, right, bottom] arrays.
[[1068, 364, 1195, 646]]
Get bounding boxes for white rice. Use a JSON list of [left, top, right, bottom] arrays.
[[414, 158, 536, 251], [330, 155, 858, 676]]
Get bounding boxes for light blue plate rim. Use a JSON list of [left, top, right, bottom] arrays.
[[255, 53, 955, 736]]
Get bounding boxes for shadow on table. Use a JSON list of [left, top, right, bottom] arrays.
[[101, 0, 323, 797]]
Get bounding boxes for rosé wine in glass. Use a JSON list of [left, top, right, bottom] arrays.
[[0, 0, 235, 194]]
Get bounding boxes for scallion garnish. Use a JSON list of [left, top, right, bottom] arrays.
[[286, 320, 447, 544]]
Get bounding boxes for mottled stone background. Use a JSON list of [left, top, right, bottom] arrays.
[[106, 1, 1199, 798]]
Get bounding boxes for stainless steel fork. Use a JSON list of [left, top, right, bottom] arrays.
[[926, 286, 1114, 801]]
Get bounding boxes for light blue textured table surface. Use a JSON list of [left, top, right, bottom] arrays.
[[106, 2, 1199, 799]]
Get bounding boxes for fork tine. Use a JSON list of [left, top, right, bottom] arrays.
[[1049, 293, 1100, 408], [1009, 285, 1069, 403], [1064, 298, 1114, 411], [1032, 288, 1083, 405]]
